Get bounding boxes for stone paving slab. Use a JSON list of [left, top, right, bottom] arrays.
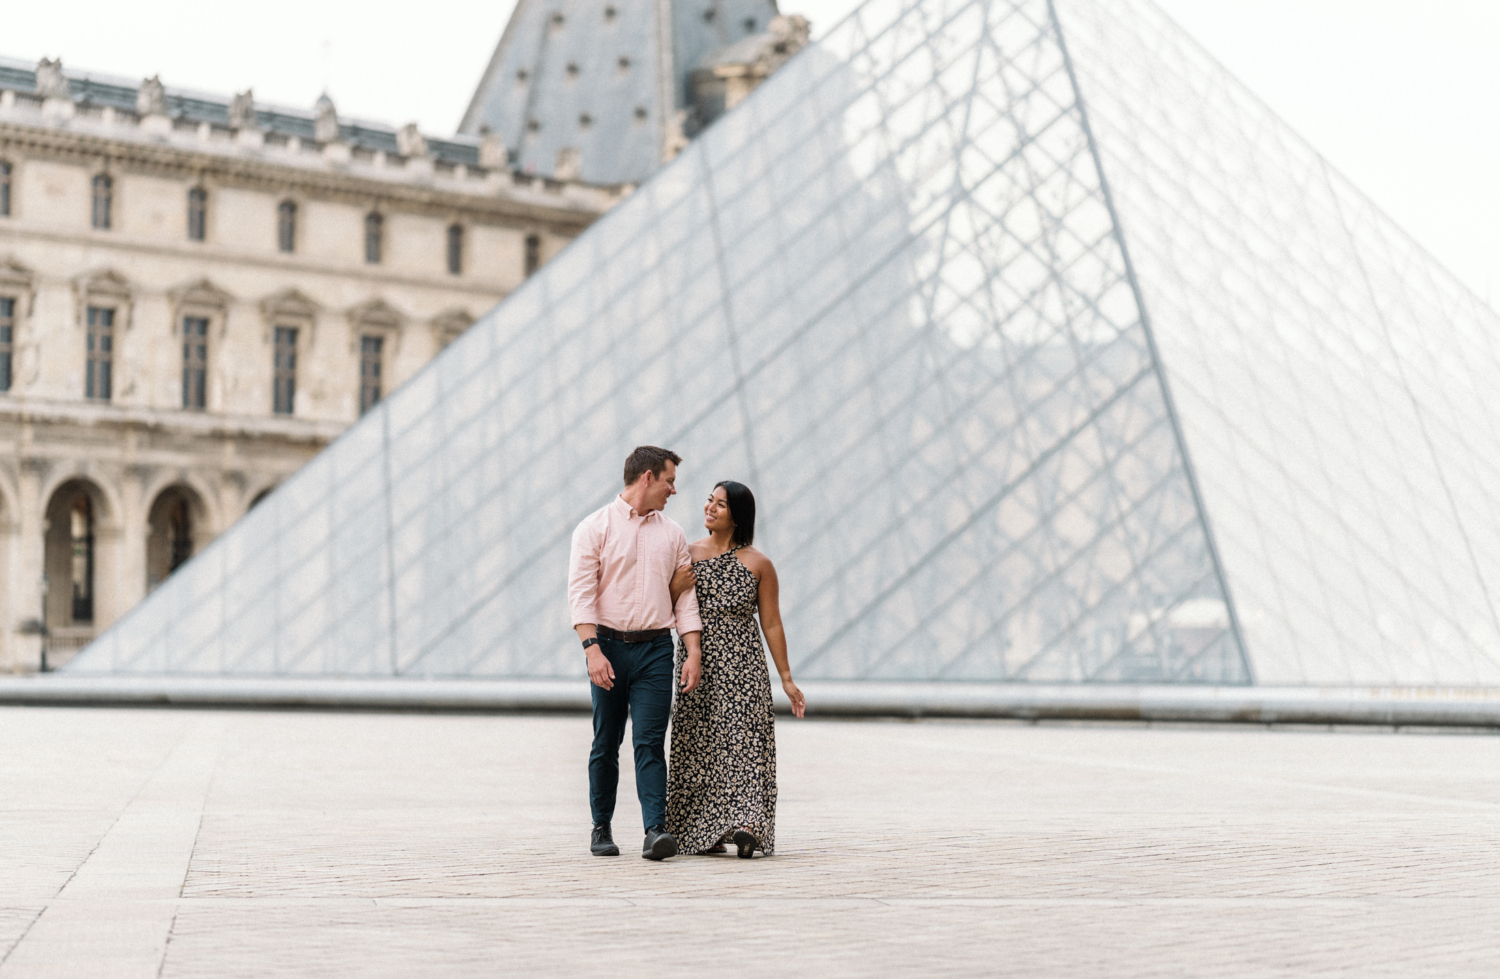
[[1, 707, 1499, 976]]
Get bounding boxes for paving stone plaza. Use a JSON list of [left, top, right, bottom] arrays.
[[1, 706, 1497, 977]]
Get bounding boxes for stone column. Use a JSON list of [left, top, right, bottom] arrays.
[[12, 459, 48, 671], [115, 464, 151, 620]]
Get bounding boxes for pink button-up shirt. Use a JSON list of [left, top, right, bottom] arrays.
[[568, 496, 703, 635]]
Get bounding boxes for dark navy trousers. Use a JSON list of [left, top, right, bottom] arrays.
[[588, 634, 674, 832]]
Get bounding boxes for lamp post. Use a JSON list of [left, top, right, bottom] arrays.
[[35, 574, 49, 672]]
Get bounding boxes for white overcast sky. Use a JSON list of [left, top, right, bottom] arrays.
[[8, 0, 1499, 302]]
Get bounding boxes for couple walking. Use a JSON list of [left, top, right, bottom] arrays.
[[568, 446, 806, 860]]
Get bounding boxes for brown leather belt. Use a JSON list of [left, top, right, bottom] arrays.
[[596, 626, 671, 643]]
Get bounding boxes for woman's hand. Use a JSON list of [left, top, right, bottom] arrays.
[[681, 650, 702, 693], [782, 678, 805, 719], [670, 563, 697, 605]]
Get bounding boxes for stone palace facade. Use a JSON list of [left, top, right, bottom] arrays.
[[0, 56, 622, 670]]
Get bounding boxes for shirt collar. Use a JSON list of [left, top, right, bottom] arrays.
[[613, 494, 655, 520]]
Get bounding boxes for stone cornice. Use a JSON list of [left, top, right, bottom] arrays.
[[0, 119, 612, 234], [0, 223, 518, 298], [0, 394, 344, 445]]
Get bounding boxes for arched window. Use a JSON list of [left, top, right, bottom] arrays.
[[365, 211, 383, 264], [446, 223, 464, 275], [0, 160, 12, 217], [187, 186, 207, 241], [91, 174, 112, 230], [45, 481, 105, 637], [277, 199, 297, 253], [146, 486, 199, 588], [524, 233, 541, 277]]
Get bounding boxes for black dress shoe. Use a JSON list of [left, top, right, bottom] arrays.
[[591, 823, 619, 856], [732, 829, 759, 859], [642, 826, 678, 860]]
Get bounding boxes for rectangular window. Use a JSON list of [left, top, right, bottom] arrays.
[[91, 174, 112, 230], [524, 233, 541, 277], [182, 316, 208, 409], [447, 223, 463, 275], [0, 296, 13, 391], [85, 306, 113, 400], [277, 200, 296, 253], [188, 187, 207, 241], [365, 212, 382, 264], [359, 335, 383, 414], [272, 326, 297, 415], [0, 161, 11, 217]]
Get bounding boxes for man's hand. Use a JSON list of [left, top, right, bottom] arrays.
[[680, 650, 702, 694], [587, 647, 615, 690]]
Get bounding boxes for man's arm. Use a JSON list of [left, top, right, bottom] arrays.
[[568, 517, 615, 691]]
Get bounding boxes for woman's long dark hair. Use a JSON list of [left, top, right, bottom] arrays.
[[716, 480, 756, 547]]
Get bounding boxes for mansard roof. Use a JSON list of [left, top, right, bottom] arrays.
[[0, 55, 483, 168], [458, 0, 782, 185]]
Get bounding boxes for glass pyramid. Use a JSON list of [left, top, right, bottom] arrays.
[[70, 0, 1500, 686]]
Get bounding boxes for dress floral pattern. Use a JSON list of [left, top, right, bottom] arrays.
[[667, 548, 777, 855]]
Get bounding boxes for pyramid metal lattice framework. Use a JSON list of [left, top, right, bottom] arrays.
[[72, 0, 1500, 685]]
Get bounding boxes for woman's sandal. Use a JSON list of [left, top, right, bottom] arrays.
[[732, 829, 759, 859], [705, 844, 727, 854]]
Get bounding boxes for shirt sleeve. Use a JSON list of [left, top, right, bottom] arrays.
[[567, 514, 603, 627], [671, 528, 703, 635]]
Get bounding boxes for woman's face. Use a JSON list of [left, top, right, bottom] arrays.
[[704, 486, 734, 534]]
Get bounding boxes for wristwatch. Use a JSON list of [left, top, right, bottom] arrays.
[[581, 637, 601, 650]]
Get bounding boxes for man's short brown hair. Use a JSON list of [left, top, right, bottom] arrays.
[[623, 446, 682, 486]]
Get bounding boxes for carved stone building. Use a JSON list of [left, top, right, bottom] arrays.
[[0, 56, 622, 669]]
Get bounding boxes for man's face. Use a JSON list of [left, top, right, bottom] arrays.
[[641, 460, 677, 512]]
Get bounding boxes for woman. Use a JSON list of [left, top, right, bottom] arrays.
[[665, 480, 805, 858]]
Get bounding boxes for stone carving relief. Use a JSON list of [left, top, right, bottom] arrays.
[[397, 123, 428, 159], [169, 279, 233, 338], [34, 58, 70, 100], [259, 287, 320, 344], [479, 132, 508, 170], [137, 76, 167, 117], [230, 90, 257, 130], [346, 297, 405, 356], [314, 94, 340, 144], [430, 308, 474, 349]]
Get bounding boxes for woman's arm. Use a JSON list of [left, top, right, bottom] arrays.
[[752, 554, 805, 718]]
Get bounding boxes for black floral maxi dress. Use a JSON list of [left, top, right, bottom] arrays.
[[666, 547, 777, 855]]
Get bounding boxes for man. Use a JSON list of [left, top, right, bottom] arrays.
[[569, 446, 703, 860]]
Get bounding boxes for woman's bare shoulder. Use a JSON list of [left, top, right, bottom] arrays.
[[686, 538, 714, 560], [737, 546, 775, 574]]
